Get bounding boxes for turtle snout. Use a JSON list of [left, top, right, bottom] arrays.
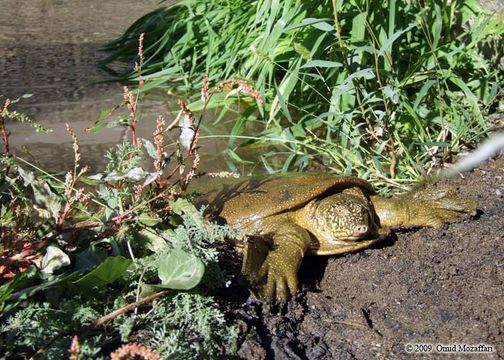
[[353, 224, 368, 236]]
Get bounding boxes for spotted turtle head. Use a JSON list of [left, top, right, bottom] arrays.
[[313, 192, 373, 242]]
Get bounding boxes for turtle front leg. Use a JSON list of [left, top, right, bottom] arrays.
[[242, 222, 311, 303], [371, 186, 478, 228]]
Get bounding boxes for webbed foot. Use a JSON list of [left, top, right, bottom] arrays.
[[242, 240, 301, 303], [241, 224, 310, 303], [258, 251, 300, 303]]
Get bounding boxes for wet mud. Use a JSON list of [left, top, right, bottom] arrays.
[[0, 0, 243, 174], [224, 156, 504, 359], [0, 0, 168, 172]]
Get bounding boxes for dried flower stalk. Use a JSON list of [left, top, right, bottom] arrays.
[[123, 86, 138, 149], [68, 336, 80, 360], [134, 33, 145, 89], [134, 184, 144, 201], [65, 123, 81, 169], [206, 171, 240, 178], [0, 99, 11, 155], [182, 151, 200, 187], [110, 343, 163, 360], [201, 73, 209, 102], [153, 115, 165, 172], [213, 79, 264, 107], [137, 33, 145, 66]]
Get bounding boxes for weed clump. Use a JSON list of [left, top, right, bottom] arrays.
[[0, 35, 248, 357]]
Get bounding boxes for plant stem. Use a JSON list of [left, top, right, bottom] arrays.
[[331, 0, 344, 49], [93, 290, 169, 326]]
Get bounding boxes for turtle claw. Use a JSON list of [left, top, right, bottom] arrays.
[[259, 268, 297, 303], [242, 238, 302, 303], [241, 224, 309, 303], [249, 253, 298, 303]]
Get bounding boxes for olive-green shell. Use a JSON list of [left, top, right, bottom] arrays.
[[189, 173, 375, 226]]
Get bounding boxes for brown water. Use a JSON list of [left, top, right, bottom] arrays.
[[0, 0, 234, 174]]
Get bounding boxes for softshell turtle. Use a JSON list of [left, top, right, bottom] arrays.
[[189, 173, 478, 302]]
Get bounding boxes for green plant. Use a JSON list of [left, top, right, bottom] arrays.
[[0, 37, 245, 357], [144, 293, 238, 358], [102, 0, 503, 188], [1, 299, 105, 359]]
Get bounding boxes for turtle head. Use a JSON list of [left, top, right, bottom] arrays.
[[312, 192, 372, 243]]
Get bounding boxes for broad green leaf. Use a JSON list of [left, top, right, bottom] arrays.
[[432, 4, 442, 49], [104, 167, 148, 182], [383, 85, 399, 104], [282, 153, 297, 173], [17, 168, 62, 220], [351, 12, 367, 43], [418, 141, 450, 147], [284, 17, 331, 31], [157, 248, 205, 290], [98, 185, 119, 221], [448, 77, 477, 102], [274, 81, 292, 123], [79, 175, 102, 185], [140, 283, 166, 297], [138, 213, 162, 226], [75, 248, 107, 273], [134, 229, 168, 253], [291, 124, 306, 138], [0, 267, 38, 305], [170, 198, 204, 227], [74, 256, 132, 289], [378, 22, 416, 56], [228, 148, 251, 164], [1, 206, 15, 227], [1, 269, 76, 313], [228, 114, 248, 148], [268, 59, 300, 123], [143, 172, 161, 186], [260, 154, 276, 173], [344, 68, 375, 83], [311, 21, 334, 32], [414, 79, 437, 110]]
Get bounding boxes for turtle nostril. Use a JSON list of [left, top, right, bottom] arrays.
[[355, 225, 368, 235]]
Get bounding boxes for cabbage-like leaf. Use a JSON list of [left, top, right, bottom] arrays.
[[157, 248, 204, 290]]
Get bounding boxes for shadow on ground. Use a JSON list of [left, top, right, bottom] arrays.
[[222, 156, 503, 359]]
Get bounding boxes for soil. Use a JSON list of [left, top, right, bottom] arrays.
[[221, 156, 504, 359]]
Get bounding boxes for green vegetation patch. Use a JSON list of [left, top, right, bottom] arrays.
[[102, 0, 503, 187], [0, 81, 239, 357]]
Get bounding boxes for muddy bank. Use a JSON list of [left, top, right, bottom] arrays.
[[0, 0, 167, 171], [1, 0, 243, 175], [224, 156, 503, 359]]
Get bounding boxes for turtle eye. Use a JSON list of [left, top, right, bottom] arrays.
[[332, 205, 349, 215]]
